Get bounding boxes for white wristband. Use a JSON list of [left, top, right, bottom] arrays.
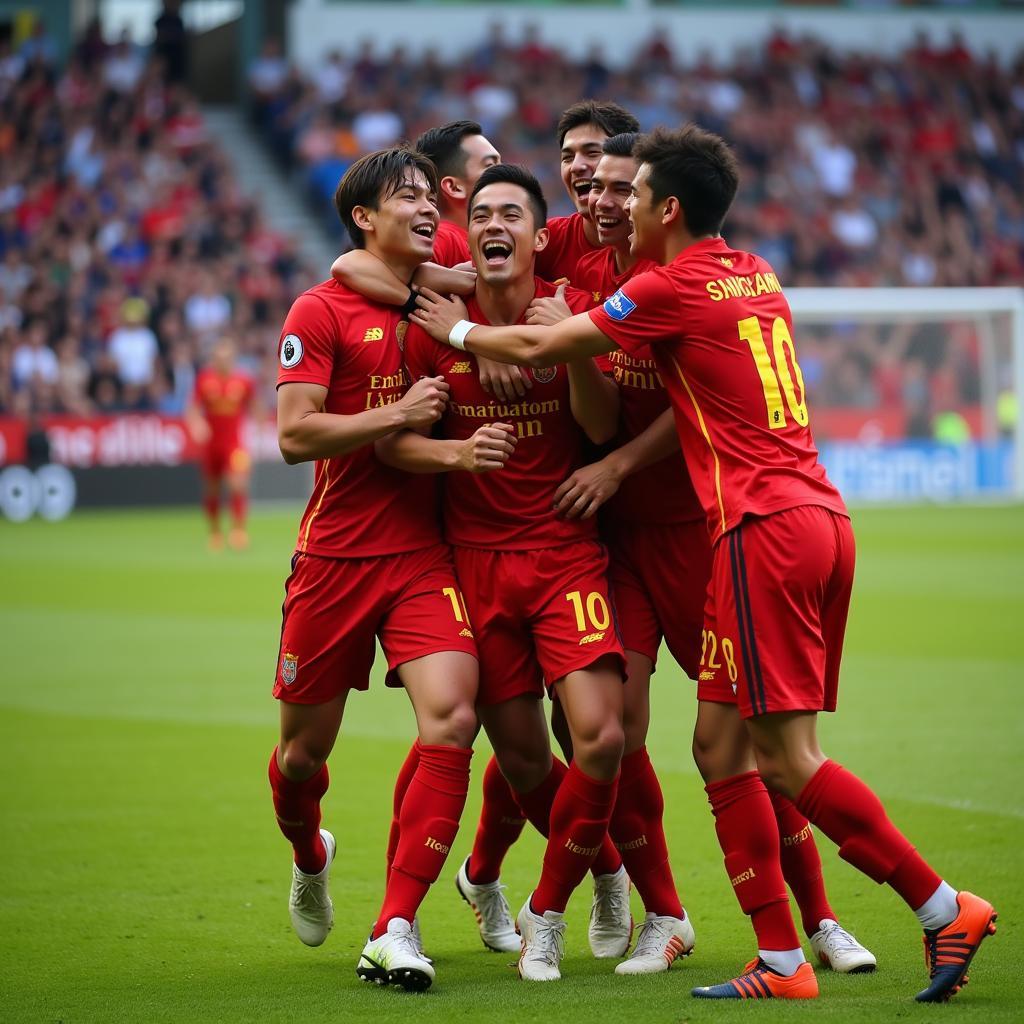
[[448, 320, 477, 350]]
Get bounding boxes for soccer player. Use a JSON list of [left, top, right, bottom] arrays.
[[186, 336, 257, 551], [535, 100, 639, 283], [409, 126, 997, 1004], [377, 164, 636, 982], [535, 132, 875, 976], [269, 146, 481, 993]]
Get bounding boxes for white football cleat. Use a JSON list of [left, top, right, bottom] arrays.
[[516, 899, 566, 982], [615, 912, 695, 975], [356, 918, 436, 992], [810, 919, 877, 974], [455, 857, 520, 953], [288, 829, 335, 946], [589, 866, 633, 958], [410, 916, 433, 965]]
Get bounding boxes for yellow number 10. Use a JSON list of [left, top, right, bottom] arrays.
[[566, 590, 611, 632], [738, 315, 808, 430]]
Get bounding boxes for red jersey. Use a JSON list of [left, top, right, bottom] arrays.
[[432, 219, 471, 268], [193, 368, 254, 449], [277, 279, 440, 559], [574, 246, 703, 527], [535, 213, 601, 283], [589, 237, 847, 543], [403, 277, 594, 550]]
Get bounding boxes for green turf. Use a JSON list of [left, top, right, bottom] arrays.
[[1, 504, 1020, 1022]]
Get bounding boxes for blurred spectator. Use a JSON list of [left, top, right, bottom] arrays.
[[108, 298, 159, 390], [153, 0, 188, 84]]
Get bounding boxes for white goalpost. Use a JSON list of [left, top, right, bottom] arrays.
[[788, 288, 1024, 503]]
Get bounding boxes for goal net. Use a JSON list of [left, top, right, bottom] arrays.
[[788, 288, 1024, 503]]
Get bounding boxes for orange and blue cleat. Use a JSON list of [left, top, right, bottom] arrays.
[[915, 891, 997, 1003], [691, 958, 819, 999]]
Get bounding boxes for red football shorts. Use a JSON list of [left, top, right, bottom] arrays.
[[607, 519, 712, 680], [697, 504, 855, 719], [273, 543, 478, 703], [202, 442, 250, 479], [453, 540, 626, 706]]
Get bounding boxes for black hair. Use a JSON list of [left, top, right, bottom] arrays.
[[469, 164, 547, 228], [334, 146, 439, 248], [414, 120, 485, 179], [602, 132, 639, 158], [633, 125, 740, 237], [556, 101, 640, 148]]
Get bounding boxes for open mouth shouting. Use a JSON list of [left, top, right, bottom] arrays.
[[412, 221, 436, 242], [481, 238, 513, 267], [572, 178, 594, 202]]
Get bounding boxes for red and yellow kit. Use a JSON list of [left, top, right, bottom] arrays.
[[535, 213, 601, 283], [272, 279, 475, 701], [431, 219, 471, 268], [404, 277, 625, 703], [589, 237, 851, 716], [193, 367, 254, 477], [575, 246, 710, 678]]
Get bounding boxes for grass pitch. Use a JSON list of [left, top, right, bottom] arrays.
[[1, 503, 1021, 1022]]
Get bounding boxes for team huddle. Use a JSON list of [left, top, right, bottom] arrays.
[[265, 102, 996, 1002]]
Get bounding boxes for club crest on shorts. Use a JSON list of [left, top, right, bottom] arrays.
[[531, 366, 557, 384], [603, 289, 636, 321], [280, 334, 303, 368], [395, 320, 408, 351], [281, 651, 298, 686]]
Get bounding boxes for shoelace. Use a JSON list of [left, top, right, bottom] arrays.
[[477, 883, 513, 932], [292, 874, 328, 908], [631, 919, 672, 959], [529, 919, 566, 968], [593, 881, 626, 926], [389, 926, 423, 961], [823, 925, 861, 954]]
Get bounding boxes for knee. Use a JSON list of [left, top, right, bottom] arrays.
[[497, 748, 551, 793], [691, 725, 752, 784], [278, 740, 327, 781], [575, 721, 625, 778], [429, 700, 478, 748]]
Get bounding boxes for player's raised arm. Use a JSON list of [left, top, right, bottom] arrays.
[[412, 286, 616, 368], [277, 376, 448, 464]]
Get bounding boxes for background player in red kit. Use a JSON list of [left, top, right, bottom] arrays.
[[535, 101, 639, 284], [534, 132, 875, 976], [410, 126, 997, 1005], [377, 165, 640, 982], [270, 146, 479, 993], [186, 336, 257, 550]]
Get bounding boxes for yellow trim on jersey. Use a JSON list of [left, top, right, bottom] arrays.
[[668, 354, 726, 536], [300, 461, 332, 552]]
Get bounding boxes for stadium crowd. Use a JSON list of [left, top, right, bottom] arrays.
[[1, 20, 1020, 433], [0, 21, 313, 422]]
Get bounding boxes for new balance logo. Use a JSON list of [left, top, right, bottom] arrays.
[[450, 360, 472, 373], [579, 631, 605, 645], [363, 327, 384, 342], [425, 836, 450, 855], [730, 867, 756, 887]]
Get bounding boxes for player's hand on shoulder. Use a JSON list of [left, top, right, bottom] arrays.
[[526, 283, 572, 327], [553, 457, 623, 520], [410, 287, 469, 344], [476, 356, 532, 401], [399, 375, 449, 430], [457, 422, 517, 474]]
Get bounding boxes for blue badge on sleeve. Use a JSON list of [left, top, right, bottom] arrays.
[[603, 289, 636, 321]]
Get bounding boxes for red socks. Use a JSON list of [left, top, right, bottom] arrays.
[[532, 762, 619, 915], [268, 747, 328, 874], [770, 790, 835, 937], [374, 744, 472, 935], [706, 771, 799, 951], [203, 493, 220, 530], [514, 757, 622, 880], [385, 740, 422, 886], [466, 755, 527, 884], [609, 747, 682, 918], [796, 759, 942, 910]]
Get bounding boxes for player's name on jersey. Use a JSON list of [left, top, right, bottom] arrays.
[[450, 398, 561, 440], [705, 270, 782, 302]]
